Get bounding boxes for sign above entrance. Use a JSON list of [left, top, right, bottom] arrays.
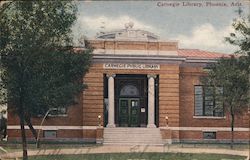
[[103, 63, 160, 70]]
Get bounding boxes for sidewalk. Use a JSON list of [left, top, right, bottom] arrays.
[[1, 145, 249, 160]]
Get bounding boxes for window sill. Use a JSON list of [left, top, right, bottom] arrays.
[[193, 116, 226, 119]]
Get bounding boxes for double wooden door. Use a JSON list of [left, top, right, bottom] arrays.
[[119, 98, 140, 127]]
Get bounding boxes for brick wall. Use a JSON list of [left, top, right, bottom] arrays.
[[158, 65, 180, 128], [178, 66, 249, 141], [179, 66, 249, 128], [83, 64, 104, 126], [7, 63, 249, 142]]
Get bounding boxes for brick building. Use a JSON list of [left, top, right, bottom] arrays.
[[7, 24, 249, 144]]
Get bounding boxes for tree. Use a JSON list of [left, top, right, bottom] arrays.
[[225, 14, 250, 56], [202, 14, 250, 149], [0, 1, 92, 160], [202, 56, 249, 148]]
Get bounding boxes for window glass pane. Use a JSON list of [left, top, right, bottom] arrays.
[[44, 130, 57, 138], [195, 107, 203, 116], [214, 101, 223, 117], [204, 87, 213, 95], [215, 87, 224, 116], [205, 101, 214, 106], [214, 109, 223, 117], [205, 96, 213, 101], [215, 101, 223, 107], [49, 107, 67, 116], [203, 132, 216, 139], [195, 86, 203, 94], [215, 87, 223, 95], [204, 105, 213, 116], [120, 85, 139, 96], [194, 86, 203, 116]]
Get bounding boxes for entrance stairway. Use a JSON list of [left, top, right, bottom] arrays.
[[103, 127, 164, 145]]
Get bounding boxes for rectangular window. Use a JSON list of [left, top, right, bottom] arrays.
[[203, 132, 216, 139], [44, 130, 57, 138], [48, 107, 67, 116], [194, 85, 224, 117]]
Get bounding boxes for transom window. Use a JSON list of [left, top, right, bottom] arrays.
[[120, 84, 139, 97], [194, 85, 224, 117]]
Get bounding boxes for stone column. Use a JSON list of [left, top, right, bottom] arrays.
[[147, 74, 156, 128], [107, 74, 116, 128]]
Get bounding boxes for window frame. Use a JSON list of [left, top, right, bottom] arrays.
[[37, 107, 68, 117], [194, 85, 224, 117], [48, 107, 68, 117], [43, 130, 57, 138], [203, 131, 216, 140]]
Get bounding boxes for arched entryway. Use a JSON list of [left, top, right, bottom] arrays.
[[115, 75, 148, 127]]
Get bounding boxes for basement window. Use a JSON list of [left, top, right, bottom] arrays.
[[37, 107, 67, 117], [44, 130, 57, 138], [48, 107, 67, 116], [203, 132, 216, 139]]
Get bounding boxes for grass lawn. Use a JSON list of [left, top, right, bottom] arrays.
[[29, 153, 246, 160], [0, 142, 98, 152], [1, 142, 249, 150]]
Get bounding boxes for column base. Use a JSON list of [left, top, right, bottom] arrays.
[[107, 124, 116, 128], [147, 124, 156, 128]]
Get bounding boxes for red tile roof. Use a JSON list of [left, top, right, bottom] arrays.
[[178, 49, 230, 59]]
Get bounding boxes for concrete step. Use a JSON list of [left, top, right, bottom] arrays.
[[104, 128, 160, 130], [104, 130, 160, 132], [104, 134, 161, 138], [104, 131, 160, 133], [104, 140, 163, 143], [104, 132, 161, 135], [104, 139, 161, 141], [103, 140, 164, 143], [103, 128, 162, 133], [103, 142, 164, 146], [103, 127, 163, 145], [105, 137, 161, 139]]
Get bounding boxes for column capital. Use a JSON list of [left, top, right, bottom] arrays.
[[147, 74, 157, 79], [106, 73, 116, 78]]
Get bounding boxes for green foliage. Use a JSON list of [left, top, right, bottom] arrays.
[[202, 57, 249, 113], [202, 14, 250, 148], [0, 69, 6, 104], [225, 15, 250, 55], [0, 1, 77, 49], [203, 13, 250, 113], [0, 1, 92, 116]]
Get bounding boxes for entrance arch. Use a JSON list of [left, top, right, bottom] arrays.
[[120, 84, 139, 97], [115, 75, 148, 127]]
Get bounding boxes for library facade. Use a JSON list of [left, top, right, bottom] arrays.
[[7, 25, 249, 144]]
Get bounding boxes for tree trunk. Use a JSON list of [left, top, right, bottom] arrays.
[[19, 110, 28, 160], [230, 113, 234, 149], [24, 115, 37, 140]]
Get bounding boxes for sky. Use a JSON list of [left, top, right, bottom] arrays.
[[72, 0, 250, 54]]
